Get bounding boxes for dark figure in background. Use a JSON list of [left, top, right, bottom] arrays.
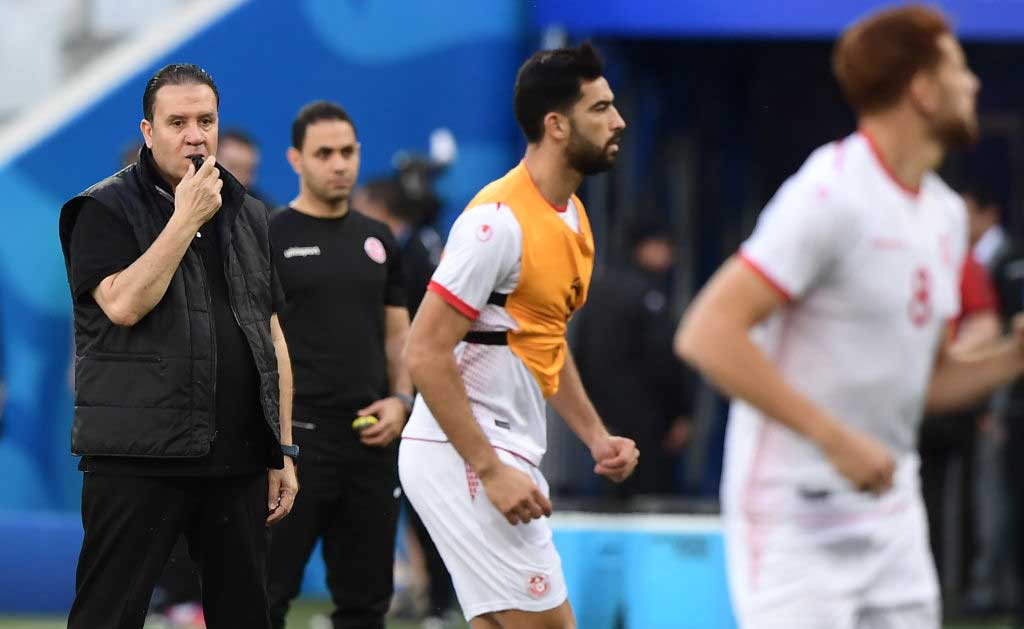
[[58, 63, 298, 629], [268, 101, 413, 629], [573, 223, 694, 496], [218, 128, 275, 207], [354, 178, 437, 317], [989, 226, 1024, 629], [354, 178, 457, 624], [961, 180, 1015, 616], [918, 251, 999, 596]]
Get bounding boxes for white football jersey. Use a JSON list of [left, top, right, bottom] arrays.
[[402, 201, 581, 466], [722, 131, 967, 519]]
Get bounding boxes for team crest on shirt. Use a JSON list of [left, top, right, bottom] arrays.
[[476, 224, 494, 242], [364, 237, 387, 264], [527, 574, 550, 598]]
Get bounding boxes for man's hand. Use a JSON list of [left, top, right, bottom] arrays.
[[357, 397, 408, 447], [817, 423, 896, 495], [590, 435, 639, 483], [1012, 313, 1024, 349], [478, 461, 553, 525], [267, 457, 298, 525], [174, 155, 222, 229]]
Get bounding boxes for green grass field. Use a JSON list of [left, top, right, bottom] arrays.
[[0, 601, 1012, 629], [0, 599, 441, 629]]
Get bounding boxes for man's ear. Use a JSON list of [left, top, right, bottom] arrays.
[[286, 147, 302, 176], [140, 119, 153, 148], [907, 70, 940, 117], [543, 112, 569, 142]]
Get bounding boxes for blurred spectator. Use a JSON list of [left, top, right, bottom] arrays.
[[217, 128, 275, 206], [988, 212, 1024, 627], [390, 152, 446, 266], [965, 181, 1008, 268], [962, 180, 1016, 616], [353, 178, 436, 317], [918, 252, 999, 597], [572, 221, 695, 496]]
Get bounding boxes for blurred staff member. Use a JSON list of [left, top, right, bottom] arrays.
[[965, 182, 1008, 269], [268, 101, 412, 629], [58, 63, 297, 629], [961, 180, 1014, 615], [989, 214, 1024, 627], [353, 178, 436, 316], [217, 127, 275, 207], [918, 252, 999, 593], [573, 222, 695, 496], [354, 179, 457, 624]]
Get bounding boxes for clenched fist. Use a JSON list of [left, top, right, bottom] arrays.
[[174, 155, 222, 228]]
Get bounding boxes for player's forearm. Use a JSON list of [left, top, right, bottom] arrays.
[[406, 347, 501, 475], [386, 331, 413, 397], [95, 213, 199, 326], [677, 311, 841, 449], [548, 347, 609, 449], [271, 314, 294, 445], [385, 308, 413, 397], [927, 337, 1024, 413], [949, 311, 1001, 355]]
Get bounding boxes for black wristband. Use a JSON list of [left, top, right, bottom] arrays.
[[281, 443, 299, 463]]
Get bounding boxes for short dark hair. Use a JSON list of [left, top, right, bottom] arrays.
[[833, 5, 950, 116], [220, 128, 257, 148], [513, 41, 604, 143], [143, 63, 219, 121], [291, 100, 356, 150], [361, 177, 401, 213]]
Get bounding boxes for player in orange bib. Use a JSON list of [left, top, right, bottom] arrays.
[[399, 42, 639, 628]]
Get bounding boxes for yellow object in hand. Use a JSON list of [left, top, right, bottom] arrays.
[[352, 415, 379, 432]]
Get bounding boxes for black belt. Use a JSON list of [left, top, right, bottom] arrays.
[[463, 331, 508, 345]]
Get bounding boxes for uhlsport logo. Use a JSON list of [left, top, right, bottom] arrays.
[[527, 573, 550, 598], [283, 245, 321, 259], [364, 237, 387, 264]]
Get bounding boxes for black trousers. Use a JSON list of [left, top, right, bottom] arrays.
[[1004, 411, 1024, 622], [919, 410, 978, 593], [268, 419, 400, 629], [67, 472, 270, 629]]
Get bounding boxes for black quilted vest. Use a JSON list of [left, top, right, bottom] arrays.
[[58, 148, 280, 458]]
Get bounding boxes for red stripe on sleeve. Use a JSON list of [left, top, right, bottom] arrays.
[[737, 251, 793, 302], [428, 280, 480, 320], [959, 254, 997, 315]]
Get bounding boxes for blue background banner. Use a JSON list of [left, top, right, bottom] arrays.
[[533, 0, 1024, 40]]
